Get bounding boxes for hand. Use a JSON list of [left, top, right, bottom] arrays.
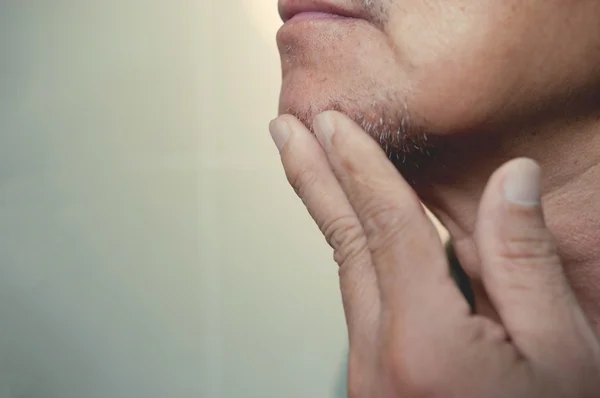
[[269, 111, 600, 398]]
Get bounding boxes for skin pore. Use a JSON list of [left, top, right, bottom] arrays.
[[277, 0, 600, 331]]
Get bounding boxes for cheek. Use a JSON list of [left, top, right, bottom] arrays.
[[386, 2, 528, 133]]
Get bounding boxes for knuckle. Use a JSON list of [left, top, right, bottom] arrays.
[[360, 200, 413, 253], [286, 165, 319, 199], [322, 216, 367, 268], [498, 229, 558, 265], [322, 214, 361, 249]]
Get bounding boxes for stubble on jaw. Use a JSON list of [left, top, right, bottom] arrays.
[[285, 97, 440, 180], [358, 0, 390, 27]]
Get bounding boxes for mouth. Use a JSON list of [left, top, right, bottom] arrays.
[[278, 0, 369, 23]]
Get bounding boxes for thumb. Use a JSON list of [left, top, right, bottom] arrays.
[[475, 158, 597, 364]]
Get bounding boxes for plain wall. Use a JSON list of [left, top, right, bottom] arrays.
[[0, 1, 348, 397]]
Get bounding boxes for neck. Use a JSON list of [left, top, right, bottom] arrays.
[[402, 112, 600, 331]]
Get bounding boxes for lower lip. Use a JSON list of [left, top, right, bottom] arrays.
[[288, 11, 350, 23]]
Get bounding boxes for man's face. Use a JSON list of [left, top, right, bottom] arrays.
[[276, 0, 600, 150]]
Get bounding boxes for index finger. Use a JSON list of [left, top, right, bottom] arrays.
[[312, 111, 468, 316], [270, 115, 381, 347]]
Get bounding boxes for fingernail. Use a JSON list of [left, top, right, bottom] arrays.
[[313, 112, 335, 152], [269, 118, 290, 152], [503, 158, 541, 206]]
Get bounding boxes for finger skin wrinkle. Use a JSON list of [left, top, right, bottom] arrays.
[[286, 160, 320, 200], [362, 207, 414, 257], [323, 217, 371, 270], [497, 231, 558, 264], [321, 213, 363, 250]]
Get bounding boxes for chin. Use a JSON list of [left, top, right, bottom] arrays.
[[278, 79, 359, 129], [279, 68, 434, 155], [277, 18, 412, 127]]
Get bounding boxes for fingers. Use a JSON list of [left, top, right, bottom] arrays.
[[311, 111, 466, 316], [269, 115, 380, 346], [476, 158, 599, 364]]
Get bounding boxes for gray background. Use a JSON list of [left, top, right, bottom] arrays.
[[0, 1, 349, 397]]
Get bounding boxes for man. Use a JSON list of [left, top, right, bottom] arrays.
[[268, 0, 600, 396]]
